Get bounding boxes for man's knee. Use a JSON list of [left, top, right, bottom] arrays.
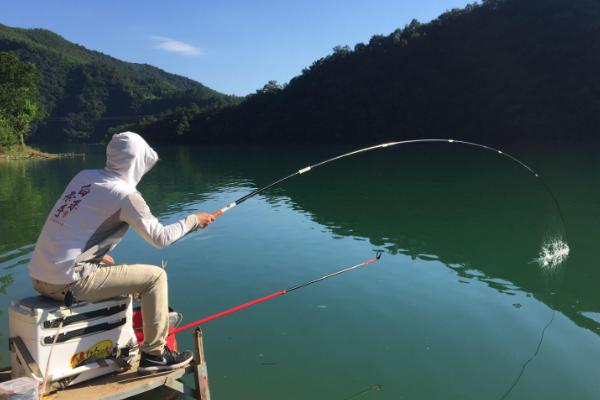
[[147, 265, 167, 287]]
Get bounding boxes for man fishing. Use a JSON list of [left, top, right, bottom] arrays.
[[28, 131, 214, 374]]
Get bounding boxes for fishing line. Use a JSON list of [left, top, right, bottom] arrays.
[[207, 138, 570, 266], [498, 309, 556, 400]]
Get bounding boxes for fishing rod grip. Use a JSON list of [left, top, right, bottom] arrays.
[[212, 202, 237, 218]]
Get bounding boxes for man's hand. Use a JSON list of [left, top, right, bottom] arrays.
[[102, 254, 115, 265], [195, 213, 215, 229]]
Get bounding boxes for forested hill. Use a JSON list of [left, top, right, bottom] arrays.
[[125, 0, 600, 145], [0, 24, 235, 143]]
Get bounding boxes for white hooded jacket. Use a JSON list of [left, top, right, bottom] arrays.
[[29, 132, 198, 285]]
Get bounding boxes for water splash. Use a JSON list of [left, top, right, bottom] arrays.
[[534, 238, 570, 269]]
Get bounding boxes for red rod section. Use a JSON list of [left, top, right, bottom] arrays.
[[171, 290, 287, 334], [170, 255, 381, 335]]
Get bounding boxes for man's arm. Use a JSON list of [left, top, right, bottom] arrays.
[[120, 192, 213, 248]]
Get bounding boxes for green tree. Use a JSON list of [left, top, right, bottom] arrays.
[[0, 51, 45, 148], [257, 80, 282, 94]]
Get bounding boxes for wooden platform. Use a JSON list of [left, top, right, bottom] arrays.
[[3, 329, 210, 400], [48, 356, 192, 400]]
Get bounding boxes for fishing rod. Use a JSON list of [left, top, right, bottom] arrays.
[[210, 139, 569, 241], [171, 253, 382, 334]]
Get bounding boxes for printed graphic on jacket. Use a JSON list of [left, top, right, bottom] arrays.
[[54, 184, 91, 219]]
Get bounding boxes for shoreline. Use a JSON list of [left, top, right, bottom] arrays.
[[0, 145, 84, 161]]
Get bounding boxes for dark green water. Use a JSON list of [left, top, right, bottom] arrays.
[[0, 143, 599, 399]]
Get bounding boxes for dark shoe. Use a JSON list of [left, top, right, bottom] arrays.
[[138, 347, 193, 375]]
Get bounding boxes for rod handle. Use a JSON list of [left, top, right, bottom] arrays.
[[212, 202, 237, 218]]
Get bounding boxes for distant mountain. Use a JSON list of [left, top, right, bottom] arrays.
[[125, 0, 600, 145], [0, 24, 236, 143]]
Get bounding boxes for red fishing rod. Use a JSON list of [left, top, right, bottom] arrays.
[[171, 253, 382, 334]]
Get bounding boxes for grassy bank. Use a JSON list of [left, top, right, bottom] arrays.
[[0, 145, 82, 160]]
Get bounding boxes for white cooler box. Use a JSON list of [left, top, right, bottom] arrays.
[[8, 295, 138, 389]]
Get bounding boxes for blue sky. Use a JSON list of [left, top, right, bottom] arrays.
[[3, 0, 473, 96]]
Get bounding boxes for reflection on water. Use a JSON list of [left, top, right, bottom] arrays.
[[0, 143, 599, 399]]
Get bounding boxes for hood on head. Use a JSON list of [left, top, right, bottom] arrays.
[[105, 132, 159, 187]]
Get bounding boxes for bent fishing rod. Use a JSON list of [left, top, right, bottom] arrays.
[[209, 138, 568, 240], [171, 253, 382, 334]]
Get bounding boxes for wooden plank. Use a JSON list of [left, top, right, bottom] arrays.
[[46, 356, 193, 400], [0, 363, 192, 400], [163, 377, 196, 397], [193, 329, 211, 400]]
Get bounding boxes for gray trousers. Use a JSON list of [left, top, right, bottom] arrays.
[[32, 263, 168, 356]]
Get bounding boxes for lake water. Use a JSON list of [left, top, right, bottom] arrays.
[[0, 142, 599, 399]]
